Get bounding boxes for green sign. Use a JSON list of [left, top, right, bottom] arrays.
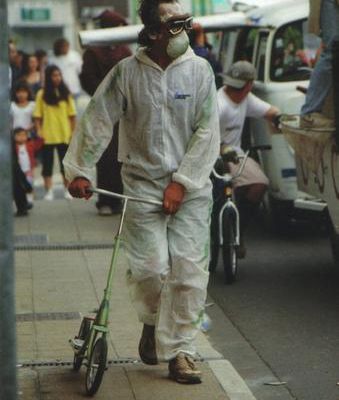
[[21, 8, 51, 22]]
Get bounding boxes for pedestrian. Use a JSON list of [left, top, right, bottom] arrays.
[[10, 81, 35, 133], [33, 65, 76, 200], [189, 23, 222, 81], [35, 49, 48, 87], [64, 0, 219, 384], [301, 0, 339, 121], [80, 10, 132, 216], [49, 38, 83, 99], [22, 54, 42, 98], [8, 40, 24, 87], [13, 127, 43, 205], [12, 137, 32, 217], [217, 61, 280, 258]]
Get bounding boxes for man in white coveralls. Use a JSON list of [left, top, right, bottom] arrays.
[[64, 0, 219, 384]]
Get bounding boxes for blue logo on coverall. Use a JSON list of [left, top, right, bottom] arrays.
[[174, 91, 191, 100]]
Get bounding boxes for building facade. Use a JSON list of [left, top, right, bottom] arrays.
[[8, 0, 78, 53]]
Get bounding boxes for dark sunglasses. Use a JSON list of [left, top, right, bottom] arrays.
[[166, 16, 194, 35]]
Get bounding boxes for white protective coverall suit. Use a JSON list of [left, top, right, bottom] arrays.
[[63, 47, 220, 360]]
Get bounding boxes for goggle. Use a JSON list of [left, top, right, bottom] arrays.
[[166, 16, 194, 35]]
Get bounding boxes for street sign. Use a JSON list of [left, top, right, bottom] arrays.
[[21, 7, 51, 22]]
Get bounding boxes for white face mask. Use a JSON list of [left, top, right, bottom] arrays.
[[166, 30, 189, 59]]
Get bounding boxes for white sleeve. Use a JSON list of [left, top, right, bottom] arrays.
[[246, 93, 271, 119], [63, 63, 126, 183], [172, 63, 220, 191]]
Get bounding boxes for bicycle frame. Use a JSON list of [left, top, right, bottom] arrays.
[[213, 150, 251, 247], [72, 188, 162, 364]]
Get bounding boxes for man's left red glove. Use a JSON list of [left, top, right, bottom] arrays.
[[163, 182, 185, 215], [68, 177, 92, 200]]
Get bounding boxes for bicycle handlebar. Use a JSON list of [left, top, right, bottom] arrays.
[[212, 150, 250, 182], [212, 144, 271, 182], [250, 144, 272, 152], [88, 187, 163, 206]]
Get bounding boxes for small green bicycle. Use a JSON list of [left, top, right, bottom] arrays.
[[69, 188, 162, 396]]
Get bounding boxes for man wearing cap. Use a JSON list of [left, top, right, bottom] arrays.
[[64, 0, 219, 384], [217, 61, 280, 257], [80, 10, 132, 216]]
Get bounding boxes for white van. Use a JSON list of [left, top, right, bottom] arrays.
[[218, 0, 327, 226], [79, 0, 319, 222]]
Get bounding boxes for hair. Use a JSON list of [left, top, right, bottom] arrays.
[[22, 54, 39, 76], [13, 81, 33, 102], [13, 127, 27, 136], [137, 0, 177, 47], [43, 65, 71, 106], [53, 38, 69, 56], [35, 49, 47, 61]]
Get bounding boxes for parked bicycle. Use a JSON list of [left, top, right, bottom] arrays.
[[209, 145, 271, 284], [69, 188, 162, 396]]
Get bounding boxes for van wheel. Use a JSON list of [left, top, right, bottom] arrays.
[[329, 224, 339, 268], [268, 196, 292, 234]]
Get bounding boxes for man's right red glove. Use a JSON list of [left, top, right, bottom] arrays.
[[68, 177, 92, 199]]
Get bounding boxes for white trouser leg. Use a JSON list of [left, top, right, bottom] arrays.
[[124, 202, 169, 326], [122, 170, 212, 360], [156, 186, 212, 361], [122, 170, 169, 326]]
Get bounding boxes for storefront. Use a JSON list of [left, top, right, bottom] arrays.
[[8, 0, 78, 53]]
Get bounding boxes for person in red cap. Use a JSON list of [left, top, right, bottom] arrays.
[[80, 10, 132, 216]]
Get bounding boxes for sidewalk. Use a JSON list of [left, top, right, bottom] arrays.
[[14, 196, 257, 400]]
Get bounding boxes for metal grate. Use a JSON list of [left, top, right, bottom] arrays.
[[17, 359, 140, 368], [14, 241, 113, 251], [14, 234, 48, 246], [16, 311, 81, 322], [17, 355, 211, 368]]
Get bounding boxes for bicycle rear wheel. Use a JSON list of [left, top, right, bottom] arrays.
[[209, 211, 220, 272], [85, 336, 108, 396], [222, 210, 238, 284]]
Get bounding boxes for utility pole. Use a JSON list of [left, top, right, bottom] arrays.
[[0, 0, 17, 399], [333, 36, 339, 150]]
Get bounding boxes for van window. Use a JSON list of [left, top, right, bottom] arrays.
[[270, 20, 321, 82], [234, 27, 259, 63], [255, 32, 269, 81]]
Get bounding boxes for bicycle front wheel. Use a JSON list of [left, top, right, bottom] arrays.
[[73, 317, 91, 371], [222, 210, 238, 284], [85, 336, 108, 396]]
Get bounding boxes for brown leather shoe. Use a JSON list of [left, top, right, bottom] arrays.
[[138, 324, 158, 365], [168, 353, 202, 384]]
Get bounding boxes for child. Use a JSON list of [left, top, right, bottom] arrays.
[[10, 81, 35, 134], [12, 137, 32, 217], [13, 127, 43, 205], [33, 65, 76, 200]]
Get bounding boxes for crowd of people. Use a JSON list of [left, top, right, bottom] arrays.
[[9, 10, 131, 217], [9, 38, 79, 215]]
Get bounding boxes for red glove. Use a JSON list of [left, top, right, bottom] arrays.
[[163, 182, 185, 215], [68, 177, 92, 200]]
